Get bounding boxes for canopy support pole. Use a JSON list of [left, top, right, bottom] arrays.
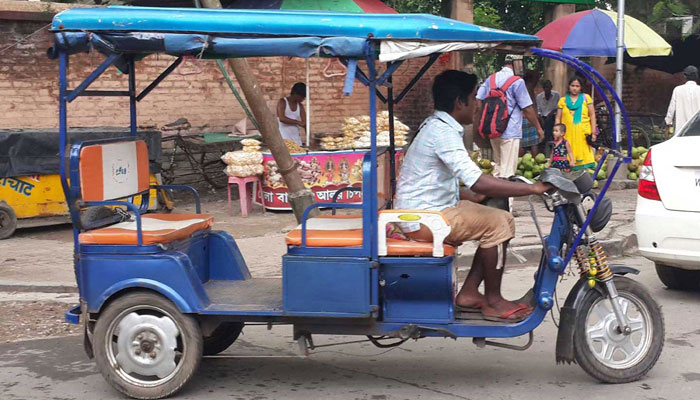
[[387, 73, 396, 209], [128, 56, 137, 137], [339, 58, 387, 103], [366, 41, 379, 260], [137, 56, 183, 102], [395, 53, 439, 104], [306, 58, 311, 147], [65, 53, 121, 103], [376, 60, 403, 86]]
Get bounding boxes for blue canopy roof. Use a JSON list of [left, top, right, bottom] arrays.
[[50, 7, 540, 59]]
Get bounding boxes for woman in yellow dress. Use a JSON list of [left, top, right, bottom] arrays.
[[556, 77, 597, 170]]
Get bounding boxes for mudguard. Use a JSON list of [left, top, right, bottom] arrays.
[[555, 265, 639, 364]]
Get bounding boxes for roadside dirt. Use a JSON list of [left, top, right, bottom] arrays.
[[0, 299, 80, 343]]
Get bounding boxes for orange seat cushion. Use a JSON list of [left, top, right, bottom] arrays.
[[285, 216, 454, 257], [79, 214, 214, 245]]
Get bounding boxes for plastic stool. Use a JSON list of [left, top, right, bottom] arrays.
[[227, 175, 265, 217]]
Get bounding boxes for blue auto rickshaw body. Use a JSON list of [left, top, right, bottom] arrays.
[[55, 6, 635, 342]]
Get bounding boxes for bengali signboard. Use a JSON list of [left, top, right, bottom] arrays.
[[255, 150, 402, 210]]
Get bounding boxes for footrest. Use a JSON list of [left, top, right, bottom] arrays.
[[65, 304, 81, 324]]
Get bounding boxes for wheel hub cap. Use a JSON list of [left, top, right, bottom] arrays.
[[586, 296, 650, 369], [115, 312, 180, 379]]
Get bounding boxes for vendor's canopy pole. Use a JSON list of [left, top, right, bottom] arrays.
[[306, 58, 311, 146], [216, 59, 260, 131], [614, 0, 625, 148]]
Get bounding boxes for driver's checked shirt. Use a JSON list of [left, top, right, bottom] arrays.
[[395, 111, 483, 232]]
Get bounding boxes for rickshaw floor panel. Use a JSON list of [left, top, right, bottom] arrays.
[[203, 278, 282, 313]]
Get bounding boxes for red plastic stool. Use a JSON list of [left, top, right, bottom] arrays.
[[227, 175, 265, 217]]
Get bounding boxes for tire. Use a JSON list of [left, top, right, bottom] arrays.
[[93, 292, 202, 399], [574, 276, 664, 383], [655, 263, 700, 291], [81, 206, 116, 228], [0, 202, 17, 240], [202, 322, 244, 356]]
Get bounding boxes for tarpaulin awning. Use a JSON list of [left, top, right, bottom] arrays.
[[0, 129, 161, 178], [50, 6, 541, 60]]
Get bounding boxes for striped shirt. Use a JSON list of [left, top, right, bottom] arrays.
[[395, 111, 483, 232]]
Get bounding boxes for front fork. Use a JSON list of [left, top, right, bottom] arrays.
[[572, 205, 631, 335]]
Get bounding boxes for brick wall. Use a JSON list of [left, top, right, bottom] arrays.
[[584, 63, 682, 117], [0, 19, 446, 134]]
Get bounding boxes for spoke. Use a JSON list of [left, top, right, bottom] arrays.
[[621, 339, 638, 358], [628, 316, 645, 333], [587, 321, 607, 341], [603, 343, 616, 361], [594, 302, 612, 320]]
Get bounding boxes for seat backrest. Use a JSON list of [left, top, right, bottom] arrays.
[[79, 140, 150, 201]]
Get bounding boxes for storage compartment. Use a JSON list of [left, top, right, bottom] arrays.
[[380, 257, 455, 323], [283, 256, 371, 316]]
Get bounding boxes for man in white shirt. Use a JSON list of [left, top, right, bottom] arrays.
[[396, 70, 550, 322], [536, 80, 560, 154], [665, 66, 700, 136]]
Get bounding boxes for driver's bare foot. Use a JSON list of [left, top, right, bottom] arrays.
[[482, 298, 532, 321], [455, 292, 486, 309]]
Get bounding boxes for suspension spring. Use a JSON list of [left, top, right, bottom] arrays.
[[591, 241, 612, 281], [574, 245, 591, 276]]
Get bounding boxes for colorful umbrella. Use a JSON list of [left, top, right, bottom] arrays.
[[225, 0, 396, 14], [535, 8, 671, 58]]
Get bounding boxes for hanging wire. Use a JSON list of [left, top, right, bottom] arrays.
[[0, 23, 51, 56]]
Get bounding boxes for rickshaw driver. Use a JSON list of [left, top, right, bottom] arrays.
[[395, 70, 551, 322]]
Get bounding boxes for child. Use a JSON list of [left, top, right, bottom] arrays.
[[547, 123, 573, 171]]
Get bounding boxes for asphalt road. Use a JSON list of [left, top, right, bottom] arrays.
[[1, 256, 699, 400]]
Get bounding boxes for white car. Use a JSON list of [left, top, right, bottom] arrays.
[[635, 110, 700, 290]]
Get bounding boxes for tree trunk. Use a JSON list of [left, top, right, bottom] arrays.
[[201, 0, 316, 222]]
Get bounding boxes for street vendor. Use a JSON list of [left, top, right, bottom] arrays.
[[277, 82, 307, 146], [395, 70, 550, 322]]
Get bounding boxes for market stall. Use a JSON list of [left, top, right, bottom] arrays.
[[243, 111, 408, 210]]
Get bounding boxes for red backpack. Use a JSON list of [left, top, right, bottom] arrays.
[[478, 74, 521, 139]]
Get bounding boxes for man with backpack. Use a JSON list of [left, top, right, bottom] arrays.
[[474, 57, 544, 182]]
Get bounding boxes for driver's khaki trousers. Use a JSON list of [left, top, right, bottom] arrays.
[[406, 200, 515, 250], [441, 200, 515, 249]]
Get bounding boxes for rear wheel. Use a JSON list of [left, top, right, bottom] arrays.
[[0, 202, 17, 240], [655, 263, 700, 290], [202, 322, 243, 356], [93, 292, 202, 399], [574, 277, 664, 383]]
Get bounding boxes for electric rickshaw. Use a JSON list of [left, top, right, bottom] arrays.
[[52, 7, 664, 399]]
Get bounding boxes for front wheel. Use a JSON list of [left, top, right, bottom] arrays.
[[93, 292, 203, 399], [574, 276, 664, 383]]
